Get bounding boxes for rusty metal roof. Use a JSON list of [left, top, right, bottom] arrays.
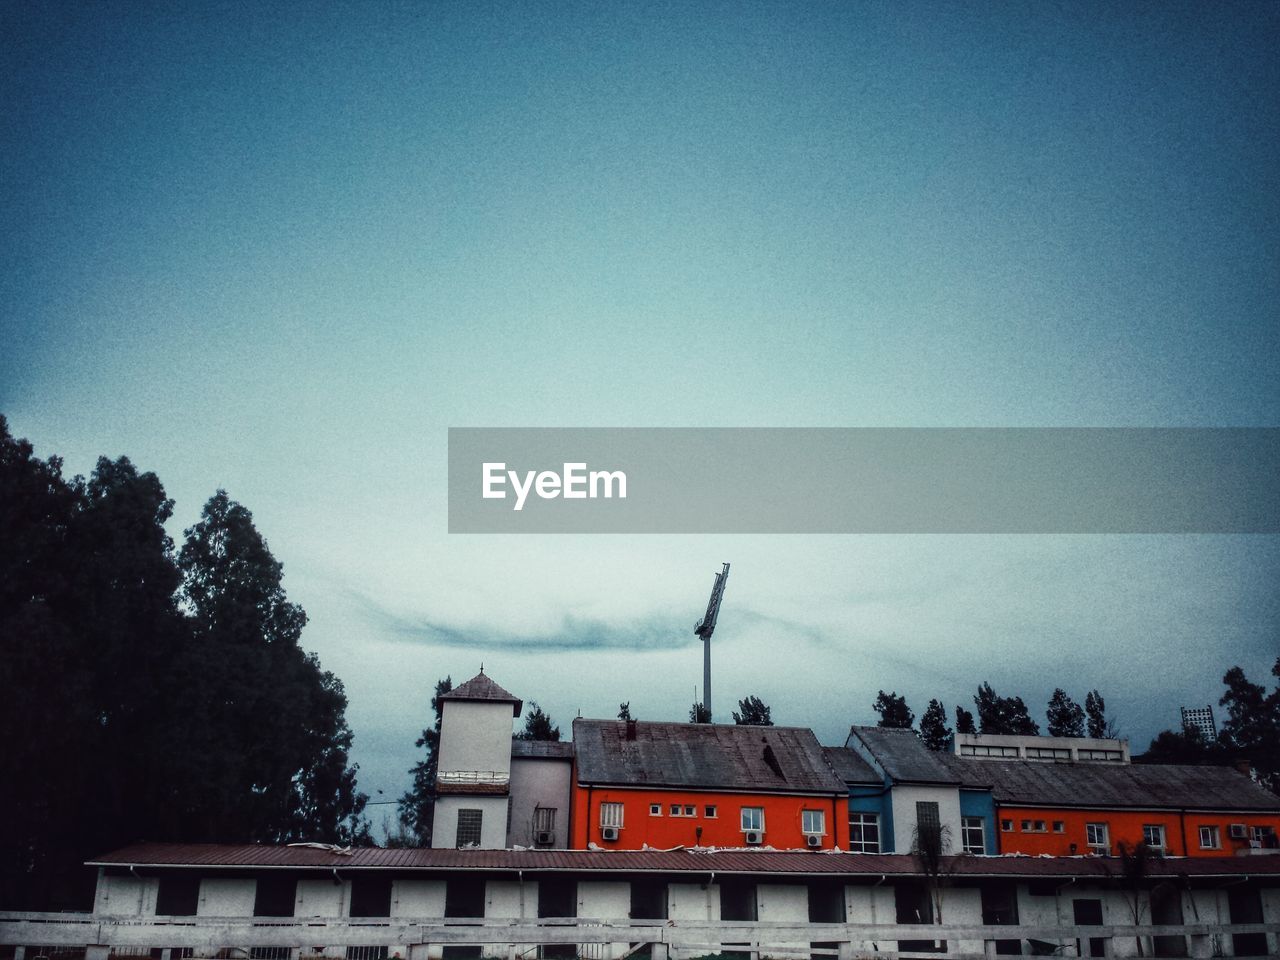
[[573, 719, 847, 794], [441, 673, 522, 716], [87, 842, 1280, 880]]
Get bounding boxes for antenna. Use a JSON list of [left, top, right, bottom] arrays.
[[693, 562, 730, 721]]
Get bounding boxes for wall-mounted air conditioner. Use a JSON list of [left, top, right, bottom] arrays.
[[744, 830, 763, 845], [601, 826, 620, 841], [1229, 824, 1248, 839], [805, 834, 822, 848], [535, 831, 554, 846]]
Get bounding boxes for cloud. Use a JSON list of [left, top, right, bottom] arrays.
[[350, 590, 696, 653]]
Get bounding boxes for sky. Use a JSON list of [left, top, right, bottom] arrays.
[[3, 1, 1278, 836]]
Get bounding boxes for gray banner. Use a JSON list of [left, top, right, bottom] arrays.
[[447, 428, 1280, 533]]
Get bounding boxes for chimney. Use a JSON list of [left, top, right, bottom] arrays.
[[625, 719, 638, 741]]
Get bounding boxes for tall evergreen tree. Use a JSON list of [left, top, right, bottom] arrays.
[[1085, 690, 1110, 739], [733, 695, 774, 726], [400, 676, 452, 845], [689, 701, 711, 723], [1046, 689, 1086, 738], [974, 682, 1040, 735], [1219, 659, 1280, 793], [919, 699, 952, 751], [873, 690, 915, 729], [955, 706, 976, 735], [516, 701, 562, 741]]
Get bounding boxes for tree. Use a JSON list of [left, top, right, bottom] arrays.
[[516, 701, 562, 741], [955, 706, 976, 734], [1218, 658, 1280, 792], [873, 690, 914, 729], [1141, 726, 1227, 765], [400, 676, 452, 846], [1046, 689, 1086, 738], [1085, 689, 1112, 739], [689, 701, 711, 723], [973, 682, 1039, 735], [919, 699, 952, 751], [733, 695, 773, 726], [617, 701, 632, 721]]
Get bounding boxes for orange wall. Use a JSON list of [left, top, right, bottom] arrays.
[[570, 782, 847, 851], [996, 806, 1280, 858]]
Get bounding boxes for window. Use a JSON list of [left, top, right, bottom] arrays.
[[741, 806, 764, 832], [705, 805, 717, 818], [1085, 822, 1109, 852], [533, 806, 556, 844], [1251, 825, 1277, 848], [650, 803, 662, 816], [1142, 824, 1166, 850], [1053, 821, 1065, 833], [1199, 825, 1221, 850], [849, 813, 880, 853], [683, 804, 695, 817], [670, 803, 682, 816], [1000, 819, 1013, 832], [916, 801, 941, 852], [802, 809, 826, 835], [1033, 820, 1046, 832], [1020, 820, 1031, 832], [600, 802, 624, 829], [962, 817, 985, 854], [456, 809, 483, 847]]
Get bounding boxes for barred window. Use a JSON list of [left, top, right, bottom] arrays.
[[456, 809, 483, 847], [600, 802, 624, 828]]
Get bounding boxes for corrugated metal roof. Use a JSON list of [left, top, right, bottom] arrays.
[[512, 740, 574, 760], [87, 842, 1280, 880], [440, 673, 522, 716], [573, 719, 846, 794], [847, 726, 959, 784], [938, 754, 1280, 811], [821, 746, 881, 785]]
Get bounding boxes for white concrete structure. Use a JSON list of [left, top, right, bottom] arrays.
[[887, 783, 964, 855], [507, 743, 573, 848], [956, 731, 1131, 763]]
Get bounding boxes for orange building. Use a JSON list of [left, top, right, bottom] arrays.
[[964, 759, 1280, 858], [570, 719, 848, 851]]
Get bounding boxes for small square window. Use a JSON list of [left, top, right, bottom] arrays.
[[1000, 819, 1013, 832], [741, 807, 764, 832], [1033, 820, 1046, 832], [1021, 820, 1031, 832], [1199, 825, 1220, 849], [650, 804, 662, 816], [670, 804, 681, 817], [684, 805, 695, 817], [705, 805, 717, 818], [1053, 821, 1065, 833], [802, 809, 826, 835]]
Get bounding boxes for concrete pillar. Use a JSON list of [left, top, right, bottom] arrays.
[[13, 946, 25, 960], [408, 944, 432, 960]]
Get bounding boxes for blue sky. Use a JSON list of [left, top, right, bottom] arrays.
[[3, 1, 1278, 833]]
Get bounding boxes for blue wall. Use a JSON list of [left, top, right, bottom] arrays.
[[959, 788, 997, 854], [848, 784, 894, 852]]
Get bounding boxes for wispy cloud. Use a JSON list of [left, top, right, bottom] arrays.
[[350, 590, 695, 652]]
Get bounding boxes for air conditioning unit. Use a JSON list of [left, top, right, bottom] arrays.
[[744, 830, 763, 845], [805, 834, 822, 848], [1229, 824, 1248, 839], [601, 826, 620, 841], [535, 831, 555, 846]]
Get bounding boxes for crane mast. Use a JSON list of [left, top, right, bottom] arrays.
[[693, 562, 730, 721]]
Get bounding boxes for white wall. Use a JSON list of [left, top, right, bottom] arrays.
[[296, 878, 346, 917], [754, 884, 808, 959], [94, 873, 157, 915], [508, 757, 572, 848], [198, 877, 256, 916], [432, 795, 510, 849], [888, 784, 963, 854], [391, 879, 446, 917], [578, 881, 632, 960], [437, 700, 516, 776], [668, 882, 718, 922]]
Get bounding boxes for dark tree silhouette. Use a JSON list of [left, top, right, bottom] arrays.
[[1046, 688, 1086, 738], [689, 701, 711, 723], [874, 690, 915, 728], [617, 701, 632, 721], [400, 676, 452, 846], [1219, 658, 1280, 792], [516, 701, 562, 741], [974, 682, 1040, 735], [955, 705, 976, 734], [1085, 689, 1111, 739], [733, 695, 773, 726], [919, 699, 952, 751]]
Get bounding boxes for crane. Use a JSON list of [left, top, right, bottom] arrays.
[[693, 562, 730, 722]]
